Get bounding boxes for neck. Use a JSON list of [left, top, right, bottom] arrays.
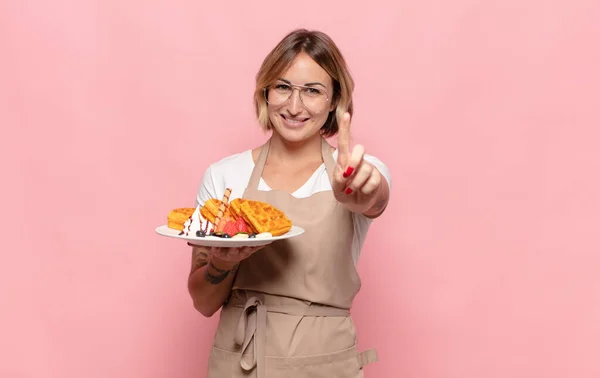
[[268, 132, 324, 163]]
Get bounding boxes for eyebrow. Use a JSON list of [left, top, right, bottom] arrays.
[[278, 78, 327, 88]]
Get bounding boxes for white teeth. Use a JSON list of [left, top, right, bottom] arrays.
[[283, 116, 306, 124]]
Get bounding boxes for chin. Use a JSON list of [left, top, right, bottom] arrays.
[[273, 126, 320, 144], [274, 129, 308, 143]]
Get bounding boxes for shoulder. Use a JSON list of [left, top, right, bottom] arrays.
[[204, 150, 255, 183], [209, 150, 253, 171], [195, 150, 254, 206]]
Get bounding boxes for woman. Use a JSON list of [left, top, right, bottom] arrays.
[[187, 28, 391, 377]]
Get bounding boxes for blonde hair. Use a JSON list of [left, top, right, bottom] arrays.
[[253, 29, 355, 137]]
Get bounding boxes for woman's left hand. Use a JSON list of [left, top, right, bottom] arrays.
[[331, 112, 387, 215]]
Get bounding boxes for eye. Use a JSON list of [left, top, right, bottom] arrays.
[[304, 87, 323, 97], [274, 83, 292, 92]]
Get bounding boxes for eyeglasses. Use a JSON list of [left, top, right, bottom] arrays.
[[264, 82, 331, 113]]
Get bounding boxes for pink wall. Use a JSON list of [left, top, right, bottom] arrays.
[[2, 0, 599, 377]]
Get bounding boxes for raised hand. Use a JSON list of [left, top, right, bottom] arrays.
[[331, 112, 384, 214]]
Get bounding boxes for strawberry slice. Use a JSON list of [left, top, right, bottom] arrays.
[[222, 220, 239, 237], [235, 217, 250, 233], [216, 217, 229, 232]]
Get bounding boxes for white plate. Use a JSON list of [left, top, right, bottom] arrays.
[[155, 225, 305, 247]]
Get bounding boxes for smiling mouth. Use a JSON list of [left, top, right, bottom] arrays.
[[281, 114, 309, 125]]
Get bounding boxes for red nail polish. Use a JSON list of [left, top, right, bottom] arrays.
[[343, 167, 354, 178], [345, 188, 353, 195]]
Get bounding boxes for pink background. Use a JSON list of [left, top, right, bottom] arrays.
[[2, 0, 600, 377]]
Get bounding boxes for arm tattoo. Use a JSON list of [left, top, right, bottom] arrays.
[[204, 260, 239, 285], [190, 250, 209, 275]]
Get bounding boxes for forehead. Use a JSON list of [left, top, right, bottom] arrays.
[[279, 52, 332, 87]]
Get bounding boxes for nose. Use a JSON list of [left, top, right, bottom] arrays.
[[287, 88, 303, 115]]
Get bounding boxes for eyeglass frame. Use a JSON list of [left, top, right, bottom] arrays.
[[263, 82, 332, 111]]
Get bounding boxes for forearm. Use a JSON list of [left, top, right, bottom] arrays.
[[187, 248, 238, 317]]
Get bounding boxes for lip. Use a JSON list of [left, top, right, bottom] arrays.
[[280, 114, 309, 129]]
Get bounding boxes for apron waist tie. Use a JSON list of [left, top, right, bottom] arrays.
[[233, 296, 351, 378]]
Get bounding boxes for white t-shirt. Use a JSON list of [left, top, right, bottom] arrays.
[[195, 149, 392, 264]]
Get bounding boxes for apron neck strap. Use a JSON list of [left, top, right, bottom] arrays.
[[248, 138, 271, 190], [321, 137, 336, 183], [247, 136, 336, 190]]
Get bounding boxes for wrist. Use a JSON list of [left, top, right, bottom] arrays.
[[209, 255, 238, 271]]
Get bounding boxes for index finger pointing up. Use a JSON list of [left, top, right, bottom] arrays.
[[336, 112, 352, 165]]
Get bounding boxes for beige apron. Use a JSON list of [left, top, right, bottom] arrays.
[[206, 137, 378, 378]]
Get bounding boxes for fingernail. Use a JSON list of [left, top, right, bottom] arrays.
[[345, 188, 353, 195], [343, 167, 354, 178]]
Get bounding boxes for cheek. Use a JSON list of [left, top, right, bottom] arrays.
[[267, 107, 279, 122], [313, 111, 331, 128]]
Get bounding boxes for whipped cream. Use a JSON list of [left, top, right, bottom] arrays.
[[179, 207, 212, 237]]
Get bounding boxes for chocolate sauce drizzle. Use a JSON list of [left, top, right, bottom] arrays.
[[177, 210, 213, 237]]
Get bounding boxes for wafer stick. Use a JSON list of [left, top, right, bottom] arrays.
[[214, 188, 232, 227]]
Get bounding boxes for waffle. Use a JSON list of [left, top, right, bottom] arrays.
[[200, 198, 233, 224], [239, 200, 292, 236], [228, 198, 247, 220], [167, 208, 195, 231], [228, 198, 258, 233]]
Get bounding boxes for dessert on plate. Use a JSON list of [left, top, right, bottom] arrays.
[[167, 208, 196, 231], [167, 188, 292, 239]]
